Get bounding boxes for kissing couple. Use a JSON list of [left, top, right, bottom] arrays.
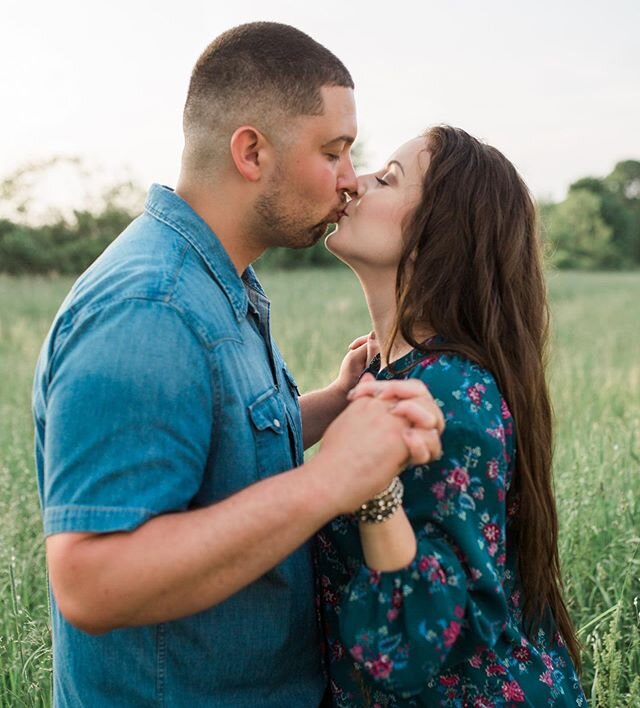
[[34, 21, 586, 707]]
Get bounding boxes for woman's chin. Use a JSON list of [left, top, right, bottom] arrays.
[[324, 230, 355, 267], [323, 227, 341, 255]]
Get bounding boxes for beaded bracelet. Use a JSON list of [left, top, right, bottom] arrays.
[[354, 476, 404, 524]]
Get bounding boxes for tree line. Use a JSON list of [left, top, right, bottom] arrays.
[[540, 160, 640, 269], [0, 158, 638, 274]]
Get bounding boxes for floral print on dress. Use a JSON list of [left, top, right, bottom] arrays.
[[317, 349, 586, 706]]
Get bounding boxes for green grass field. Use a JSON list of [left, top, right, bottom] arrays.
[[1, 269, 639, 706]]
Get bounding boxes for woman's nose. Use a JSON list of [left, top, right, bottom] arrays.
[[354, 173, 371, 199], [341, 173, 369, 203]]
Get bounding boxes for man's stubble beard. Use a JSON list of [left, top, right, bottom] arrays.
[[253, 181, 332, 251]]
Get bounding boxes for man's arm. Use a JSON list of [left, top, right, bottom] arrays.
[[299, 384, 349, 450], [48, 457, 334, 634], [47, 393, 438, 635], [44, 306, 442, 635]]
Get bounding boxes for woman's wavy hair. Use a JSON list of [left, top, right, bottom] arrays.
[[389, 125, 581, 670]]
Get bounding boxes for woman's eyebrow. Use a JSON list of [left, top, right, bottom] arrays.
[[386, 159, 405, 176]]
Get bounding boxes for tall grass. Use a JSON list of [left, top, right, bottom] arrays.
[[0, 276, 72, 707], [0, 269, 639, 705]]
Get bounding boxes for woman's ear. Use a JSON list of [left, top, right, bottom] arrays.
[[229, 126, 271, 182]]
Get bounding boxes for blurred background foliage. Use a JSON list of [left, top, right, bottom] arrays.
[[1, 149, 639, 274]]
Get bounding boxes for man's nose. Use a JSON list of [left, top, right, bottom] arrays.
[[337, 155, 358, 198]]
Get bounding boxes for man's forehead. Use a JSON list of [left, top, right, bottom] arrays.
[[314, 85, 358, 143]]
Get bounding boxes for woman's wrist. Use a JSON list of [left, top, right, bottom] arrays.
[[354, 476, 404, 523], [358, 507, 417, 572]]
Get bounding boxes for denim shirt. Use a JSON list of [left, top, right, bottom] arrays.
[[32, 184, 325, 707]]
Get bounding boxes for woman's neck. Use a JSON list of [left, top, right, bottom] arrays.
[[356, 265, 436, 369], [356, 267, 414, 368]]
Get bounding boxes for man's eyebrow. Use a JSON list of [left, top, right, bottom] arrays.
[[322, 135, 356, 148], [386, 159, 405, 176]]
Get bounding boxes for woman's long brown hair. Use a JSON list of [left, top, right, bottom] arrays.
[[389, 125, 581, 670]]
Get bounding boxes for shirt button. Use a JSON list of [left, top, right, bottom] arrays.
[[273, 418, 281, 428]]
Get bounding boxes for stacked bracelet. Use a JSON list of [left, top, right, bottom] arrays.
[[354, 476, 404, 524]]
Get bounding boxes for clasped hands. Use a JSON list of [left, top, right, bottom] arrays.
[[338, 332, 445, 466]]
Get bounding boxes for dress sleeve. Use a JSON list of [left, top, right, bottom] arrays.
[[338, 356, 513, 697], [42, 298, 215, 536]]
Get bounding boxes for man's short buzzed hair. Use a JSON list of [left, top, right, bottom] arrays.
[[182, 22, 354, 174]]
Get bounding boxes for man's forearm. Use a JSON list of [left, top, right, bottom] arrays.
[[300, 384, 349, 449], [47, 458, 337, 634], [47, 389, 442, 636]]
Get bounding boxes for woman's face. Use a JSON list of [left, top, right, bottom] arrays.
[[326, 136, 430, 271]]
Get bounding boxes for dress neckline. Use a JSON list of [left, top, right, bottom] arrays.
[[364, 335, 445, 380]]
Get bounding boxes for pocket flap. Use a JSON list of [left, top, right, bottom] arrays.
[[248, 388, 286, 434], [282, 364, 300, 397]]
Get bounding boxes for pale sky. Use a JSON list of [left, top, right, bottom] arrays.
[[1, 0, 639, 212]]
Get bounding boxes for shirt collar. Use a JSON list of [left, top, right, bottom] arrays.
[[144, 184, 252, 322]]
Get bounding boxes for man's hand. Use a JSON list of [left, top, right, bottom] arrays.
[[347, 374, 445, 465], [314, 375, 444, 515]]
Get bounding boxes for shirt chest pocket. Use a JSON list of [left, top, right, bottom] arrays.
[[248, 387, 294, 478]]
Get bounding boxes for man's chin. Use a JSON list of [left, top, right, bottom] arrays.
[[308, 223, 333, 246], [275, 221, 335, 250]]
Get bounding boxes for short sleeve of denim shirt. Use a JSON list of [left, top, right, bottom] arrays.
[[42, 298, 214, 536]]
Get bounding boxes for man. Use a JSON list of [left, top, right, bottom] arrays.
[[33, 22, 443, 706]]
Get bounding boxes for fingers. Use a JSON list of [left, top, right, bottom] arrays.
[[348, 334, 371, 350], [402, 428, 442, 465], [348, 379, 445, 434], [406, 395, 445, 435], [389, 399, 438, 431], [345, 340, 369, 370], [366, 331, 380, 362], [349, 378, 429, 402], [390, 400, 444, 463], [358, 372, 376, 384]]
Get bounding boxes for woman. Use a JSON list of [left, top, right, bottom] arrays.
[[319, 126, 586, 706]]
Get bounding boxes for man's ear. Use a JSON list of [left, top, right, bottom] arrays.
[[229, 126, 271, 182]]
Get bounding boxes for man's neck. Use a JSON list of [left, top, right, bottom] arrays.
[[175, 177, 263, 275]]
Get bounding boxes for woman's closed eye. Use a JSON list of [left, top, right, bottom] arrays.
[[375, 176, 389, 186]]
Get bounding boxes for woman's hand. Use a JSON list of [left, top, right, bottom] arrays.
[[333, 331, 380, 398], [347, 376, 445, 466], [299, 333, 379, 450]]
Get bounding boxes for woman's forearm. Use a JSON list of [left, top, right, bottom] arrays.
[[358, 507, 417, 572]]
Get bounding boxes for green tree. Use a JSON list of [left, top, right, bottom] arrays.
[[568, 176, 634, 268], [545, 160, 640, 270], [604, 160, 640, 264], [0, 157, 145, 274], [546, 189, 614, 269]]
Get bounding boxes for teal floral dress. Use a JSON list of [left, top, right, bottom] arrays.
[[317, 347, 586, 706]]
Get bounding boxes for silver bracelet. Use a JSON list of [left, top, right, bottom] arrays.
[[355, 476, 404, 524]]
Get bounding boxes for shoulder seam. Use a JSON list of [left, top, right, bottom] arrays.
[[66, 296, 237, 353]]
